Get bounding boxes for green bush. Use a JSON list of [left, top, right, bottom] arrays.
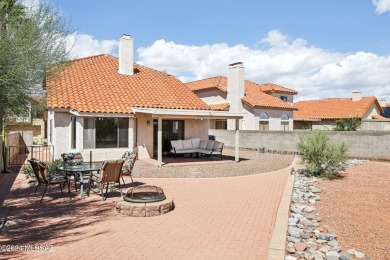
[[22, 159, 64, 184], [298, 131, 348, 178], [21, 164, 36, 184], [333, 116, 362, 131]]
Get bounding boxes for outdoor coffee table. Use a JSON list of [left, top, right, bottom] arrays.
[[58, 163, 101, 197]]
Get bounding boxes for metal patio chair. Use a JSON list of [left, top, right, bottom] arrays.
[[28, 158, 70, 203]]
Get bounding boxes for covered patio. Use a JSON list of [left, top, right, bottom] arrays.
[[132, 107, 244, 167]]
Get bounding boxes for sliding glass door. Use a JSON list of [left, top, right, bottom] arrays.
[[153, 120, 184, 156]]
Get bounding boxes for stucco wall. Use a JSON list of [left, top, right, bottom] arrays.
[[209, 129, 390, 161], [196, 89, 227, 104], [361, 120, 390, 131], [136, 114, 154, 157], [50, 112, 136, 161], [270, 93, 294, 103]]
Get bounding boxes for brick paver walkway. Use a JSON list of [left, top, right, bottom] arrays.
[[0, 167, 290, 260]]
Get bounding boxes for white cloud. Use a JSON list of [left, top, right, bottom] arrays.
[[66, 33, 118, 59], [373, 0, 390, 14], [137, 30, 390, 102]]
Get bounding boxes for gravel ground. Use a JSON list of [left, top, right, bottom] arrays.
[[132, 148, 295, 178], [316, 161, 390, 260]]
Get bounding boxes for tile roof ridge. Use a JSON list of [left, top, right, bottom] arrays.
[[71, 53, 113, 62], [188, 75, 225, 84]]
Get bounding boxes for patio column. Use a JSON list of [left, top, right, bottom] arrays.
[[235, 118, 240, 162], [157, 117, 163, 167]]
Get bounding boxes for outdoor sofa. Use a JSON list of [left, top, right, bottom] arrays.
[[170, 138, 224, 160]]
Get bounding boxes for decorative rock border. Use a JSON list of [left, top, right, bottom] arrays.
[[285, 161, 368, 260], [115, 197, 175, 217]]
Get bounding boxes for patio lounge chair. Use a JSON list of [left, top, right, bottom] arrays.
[[28, 158, 70, 203], [121, 151, 138, 185], [87, 159, 124, 201]]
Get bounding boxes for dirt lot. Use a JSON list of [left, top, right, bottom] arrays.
[[316, 160, 390, 260]]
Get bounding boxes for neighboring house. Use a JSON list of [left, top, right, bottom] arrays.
[[46, 35, 243, 166], [293, 90, 385, 130], [185, 62, 297, 131], [379, 98, 390, 118], [6, 96, 46, 145]]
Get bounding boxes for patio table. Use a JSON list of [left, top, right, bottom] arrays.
[[58, 163, 101, 197]]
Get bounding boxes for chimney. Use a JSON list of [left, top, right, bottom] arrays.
[[227, 62, 245, 113], [352, 89, 362, 101], [118, 34, 134, 75], [379, 98, 387, 107]]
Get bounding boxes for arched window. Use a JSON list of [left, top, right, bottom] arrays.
[[259, 112, 269, 131], [281, 113, 289, 131], [260, 112, 269, 119]]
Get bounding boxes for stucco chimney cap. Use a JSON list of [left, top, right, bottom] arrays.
[[229, 62, 244, 67]]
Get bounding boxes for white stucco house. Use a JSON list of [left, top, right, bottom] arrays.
[[185, 62, 298, 131], [46, 35, 243, 166]]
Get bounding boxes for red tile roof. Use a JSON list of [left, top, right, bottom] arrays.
[[294, 97, 383, 119], [209, 103, 230, 111], [372, 114, 388, 119], [242, 81, 296, 110], [257, 83, 298, 95], [186, 77, 296, 110], [47, 54, 209, 114], [186, 76, 227, 93]]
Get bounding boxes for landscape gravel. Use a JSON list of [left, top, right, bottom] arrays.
[[316, 160, 390, 260], [286, 159, 390, 260], [133, 148, 295, 178]]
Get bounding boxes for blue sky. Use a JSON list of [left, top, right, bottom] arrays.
[[43, 0, 390, 102]]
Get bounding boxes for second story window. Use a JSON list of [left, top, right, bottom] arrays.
[[259, 112, 269, 131], [280, 96, 288, 102]]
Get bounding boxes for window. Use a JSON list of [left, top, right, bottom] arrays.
[[83, 118, 95, 149], [280, 96, 288, 102], [281, 113, 289, 131], [215, 120, 227, 129], [259, 112, 269, 131], [71, 116, 76, 149], [83, 117, 129, 149]]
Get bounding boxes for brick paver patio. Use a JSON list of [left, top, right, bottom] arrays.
[[0, 165, 290, 260]]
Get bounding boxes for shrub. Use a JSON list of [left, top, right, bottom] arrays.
[[333, 117, 362, 131], [21, 164, 36, 185], [298, 131, 348, 178], [22, 159, 64, 184]]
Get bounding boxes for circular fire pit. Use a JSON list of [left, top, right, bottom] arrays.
[[115, 185, 174, 217]]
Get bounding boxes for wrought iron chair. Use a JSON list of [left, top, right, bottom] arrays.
[[28, 158, 70, 203], [61, 152, 84, 191], [121, 151, 138, 185], [87, 159, 124, 201]]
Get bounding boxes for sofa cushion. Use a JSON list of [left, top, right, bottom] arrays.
[[200, 140, 208, 149], [182, 139, 193, 150], [171, 149, 198, 154], [197, 149, 213, 155], [191, 138, 201, 149], [171, 140, 183, 151], [206, 140, 215, 150], [213, 141, 224, 151]]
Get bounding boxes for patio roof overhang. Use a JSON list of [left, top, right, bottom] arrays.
[[48, 108, 135, 118], [131, 107, 245, 120]]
